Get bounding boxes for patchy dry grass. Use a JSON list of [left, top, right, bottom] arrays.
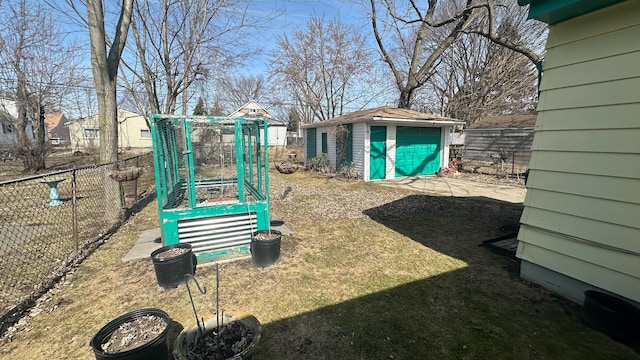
[[0, 170, 638, 359]]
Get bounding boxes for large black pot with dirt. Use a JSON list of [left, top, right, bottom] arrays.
[[582, 290, 640, 342], [151, 243, 197, 289], [90, 308, 171, 360], [250, 230, 282, 267]]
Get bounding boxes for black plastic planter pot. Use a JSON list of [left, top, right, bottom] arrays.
[[251, 230, 282, 267], [582, 290, 640, 342], [151, 243, 197, 289], [90, 308, 171, 360]]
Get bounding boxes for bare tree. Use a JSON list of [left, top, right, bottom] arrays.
[[422, 4, 544, 124], [0, 0, 81, 171], [270, 14, 378, 122], [370, 0, 544, 109], [217, 74, 265, 111], [120, 0, 270, 118]]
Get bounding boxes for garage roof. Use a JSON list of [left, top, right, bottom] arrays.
[[302, 106, 465, 128]]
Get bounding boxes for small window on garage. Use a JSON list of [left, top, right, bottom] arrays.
[[321, 132, 327, 154], [140, 129, 151, 139]]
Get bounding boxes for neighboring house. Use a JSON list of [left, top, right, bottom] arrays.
[[0, 110, 18, 148], [464, 114, 537, 166], [228, 100, 287, 147], [66, 109, 151, 152], [0, 99, 37, 148], [516, 0, 640, 305], [44, 113, 70, 145], [302, 106, 465, 180]]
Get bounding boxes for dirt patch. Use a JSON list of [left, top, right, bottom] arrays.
[[101, 314, 167, 354], [455, 171, 526, 187], [154, 247, 189, 260]]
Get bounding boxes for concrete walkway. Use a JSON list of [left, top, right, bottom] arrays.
[[375, 176, 526, 203]]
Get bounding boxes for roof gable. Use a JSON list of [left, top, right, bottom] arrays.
[[44, 113, 64, 129], [228, 100, 285, 126]]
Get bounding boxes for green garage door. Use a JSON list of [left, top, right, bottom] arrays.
[[395, 126, 441, 177]]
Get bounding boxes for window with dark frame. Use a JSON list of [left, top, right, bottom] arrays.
[[140, 129, 151, 139], [321, 132, 328, 154], [84, 128, 99, 138]]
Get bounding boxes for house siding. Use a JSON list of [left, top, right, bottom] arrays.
[[385, 125, 396, 180], [118, 114, 152, 149], [69, 110, 150, 151], [352, 123, 365, 178], [268, 126, 287, 147], [324, 128, 337, 168], [517, 1, 640, 303]]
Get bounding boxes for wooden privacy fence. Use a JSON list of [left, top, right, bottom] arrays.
[[463, 127, 535, 166]]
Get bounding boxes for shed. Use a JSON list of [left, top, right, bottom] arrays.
[[517, 0, 640, 305], [302, 106, 465, 181], [464, 114, 537, 166]]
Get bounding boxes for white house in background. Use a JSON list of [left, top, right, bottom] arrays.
[[228, 100, 287, 147], [0, 99, 37, 148], [66, 109, 151, 152]]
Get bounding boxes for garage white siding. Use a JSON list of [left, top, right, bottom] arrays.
[[385, 125, 396, 180], [352, 123, 366, 179]]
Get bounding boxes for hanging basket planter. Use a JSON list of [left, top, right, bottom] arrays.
[[151, 243, 197, 289], [274, 161, 298, 174], [109, 167, 143, 182]]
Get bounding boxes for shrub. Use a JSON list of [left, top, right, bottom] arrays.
[[310, 154, 332, 173]]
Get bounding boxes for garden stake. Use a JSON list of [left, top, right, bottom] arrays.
[[216, 262, 221, 347], [184, 274, 207, 341]]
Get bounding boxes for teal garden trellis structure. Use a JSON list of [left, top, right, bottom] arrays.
[[150, 115, 271, 261]]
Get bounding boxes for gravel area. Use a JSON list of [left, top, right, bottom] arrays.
[[269, 170, 525, 223], [269, 174, 410, 222]]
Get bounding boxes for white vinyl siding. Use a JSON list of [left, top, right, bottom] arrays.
[[517, 0, 640, 302], [352, 123, 365, 179]]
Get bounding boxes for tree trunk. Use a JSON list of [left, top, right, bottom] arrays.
[[397, 89, 414, 109], [87, 0, 133, 220]]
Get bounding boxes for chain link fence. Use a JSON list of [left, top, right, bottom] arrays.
[[0, 152, 155, 332]]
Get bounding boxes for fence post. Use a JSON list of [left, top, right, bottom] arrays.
[[71, 168, 78, 251]]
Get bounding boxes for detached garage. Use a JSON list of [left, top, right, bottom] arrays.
[[302, 106, 465, 181]]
